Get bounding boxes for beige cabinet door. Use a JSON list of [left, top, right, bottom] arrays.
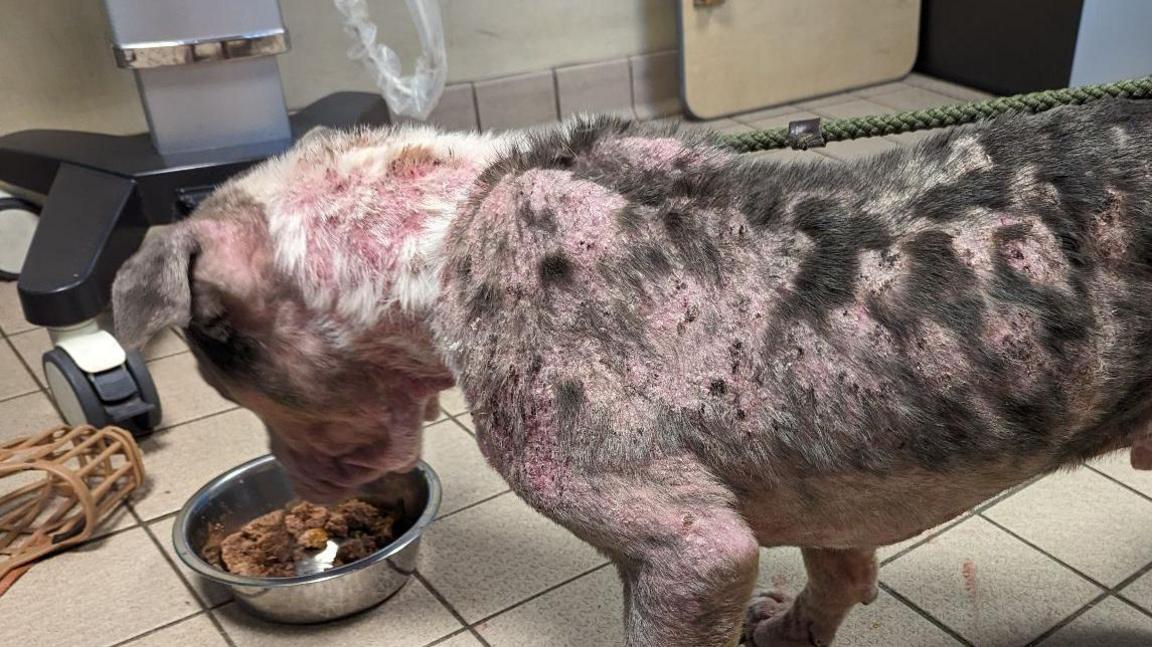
[[680, 0, 920, 119]]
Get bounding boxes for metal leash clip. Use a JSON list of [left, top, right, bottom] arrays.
[[787, 118, 826, 150]]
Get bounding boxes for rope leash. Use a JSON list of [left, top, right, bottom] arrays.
[[720, 76, 1152, 154]]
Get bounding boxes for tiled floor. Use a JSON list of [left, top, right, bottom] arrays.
[[3, 74, 1152, 647]]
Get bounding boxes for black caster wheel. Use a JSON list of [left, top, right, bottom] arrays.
[[43, 348, 162, 437]]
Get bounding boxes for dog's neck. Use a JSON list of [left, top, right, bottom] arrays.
[[352, 129, 516, 380]]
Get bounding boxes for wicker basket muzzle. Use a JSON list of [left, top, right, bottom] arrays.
[[0, 425, 145, 595]]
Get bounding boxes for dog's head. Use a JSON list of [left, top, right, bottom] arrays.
[[112, 126, 499, 501]]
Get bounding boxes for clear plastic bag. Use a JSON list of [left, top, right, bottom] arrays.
[[333, 0, 447, 120]]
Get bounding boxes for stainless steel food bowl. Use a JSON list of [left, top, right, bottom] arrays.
[[172, 454, 440, 623]]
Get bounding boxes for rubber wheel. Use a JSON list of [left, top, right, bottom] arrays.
[[124, 349, 163, 432], [43, 348, 110, 428]]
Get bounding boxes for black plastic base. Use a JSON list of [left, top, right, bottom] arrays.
[[0, 92, 391, 328]]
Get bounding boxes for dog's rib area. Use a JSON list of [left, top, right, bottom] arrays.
[[435, 104, 1152, 542]]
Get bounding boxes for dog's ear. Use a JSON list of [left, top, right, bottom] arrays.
[[112, 225, 199, 349]]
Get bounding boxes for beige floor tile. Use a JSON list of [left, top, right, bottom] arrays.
[[419, 492, 606, 622], [150, 515, 234, 608], [0, 390, 62, 442], [879, 512, 973, 563], [839, 591, 963, 647], [1121, 569, 1152, 612], [812, 98, 899, 120], [756, 546, 808, 593], [1039, 596, 1152, 647], [749, 149, 830, 165], [852, 80, 915, 98], [983, 469, 1152, 586], [132, 408, 268, 521], [0, 280, 36, 335], [818, 137, 902, 161], [422, 419, 508, 517], [452, 413, 475, 434], [1090, 451, 1152, 499], [883, 516, 1101, 646], [8, 327, 188, 390], [905, 73, 995, 102], [433, 632, 486, 647], [0, 339, 38, 400], [695, 118, 754, 135], [476, 566, 623, 647], [214, 578, 462, 647], [148, 352, 235, 430], [870, 87, 964, 112], [886, 128, 953, 147], [123, 614, 229, 647], [143, 329, 189, 361], [743, 109, 821, 132], [439, 386, 469, 416], [730, 103, 802, 125], [795, 92, 860, 110], [7, 328, 49, 388], [0, 528, 200, 647]]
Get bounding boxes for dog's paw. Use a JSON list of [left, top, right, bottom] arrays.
[[743, 590, 830, 647]]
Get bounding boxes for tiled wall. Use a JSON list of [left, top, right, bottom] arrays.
[[407, 50, 681, 132], [0, 0, 677, 136]]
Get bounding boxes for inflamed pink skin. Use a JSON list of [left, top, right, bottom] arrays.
[[114, 105, 1152, 646]]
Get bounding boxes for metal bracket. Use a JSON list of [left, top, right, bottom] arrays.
[[113, 28, 289, 69]]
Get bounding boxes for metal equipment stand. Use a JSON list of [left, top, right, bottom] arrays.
[[0, 1, 390, 435]]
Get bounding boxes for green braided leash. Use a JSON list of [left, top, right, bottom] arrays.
[[721, 76, 1152, 154]]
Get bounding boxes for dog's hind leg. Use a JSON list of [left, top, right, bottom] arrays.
[[746, 547, 878, 647]]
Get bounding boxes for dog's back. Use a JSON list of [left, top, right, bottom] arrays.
[[437, 101, 1152, 540]]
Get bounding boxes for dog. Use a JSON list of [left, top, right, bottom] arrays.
[[113, 100, 1152, 646]]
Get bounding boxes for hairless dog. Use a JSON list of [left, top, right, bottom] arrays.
[[113, 100, 1152, 646]]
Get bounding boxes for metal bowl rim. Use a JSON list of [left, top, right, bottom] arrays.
[[171, 454, 441, 588]]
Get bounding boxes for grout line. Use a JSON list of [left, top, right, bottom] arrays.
[[465, 82, 480, 132], [436, 490, 512, 522], [1112, 590, 1152, 621], [414, 571, 493, 647], [876, 582, 975, 647], [1112, 559, 1152, 598], [204, 607, 240, 647], [0, 385, 42, 404], [879, 512, 974, 567], [423, 628, 478, 647], [467, 562, 613, 628], [150, 403, 243, 435], [977, 513, 1111, 591], [1025, 590, 1111, 646], [139, 509, 232, 616], [1, 329, 42, 399], [972, 476, 1042, 513], [1085, 464, 1152, 506], [551, 67, 563, 121], [626, 55, 638, 120], [446, 412, 475, 437], [106, 609, 210, 647]]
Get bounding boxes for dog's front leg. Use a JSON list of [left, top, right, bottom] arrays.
[[612, 507, 760, 647], [746, 547, 878, 646]]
